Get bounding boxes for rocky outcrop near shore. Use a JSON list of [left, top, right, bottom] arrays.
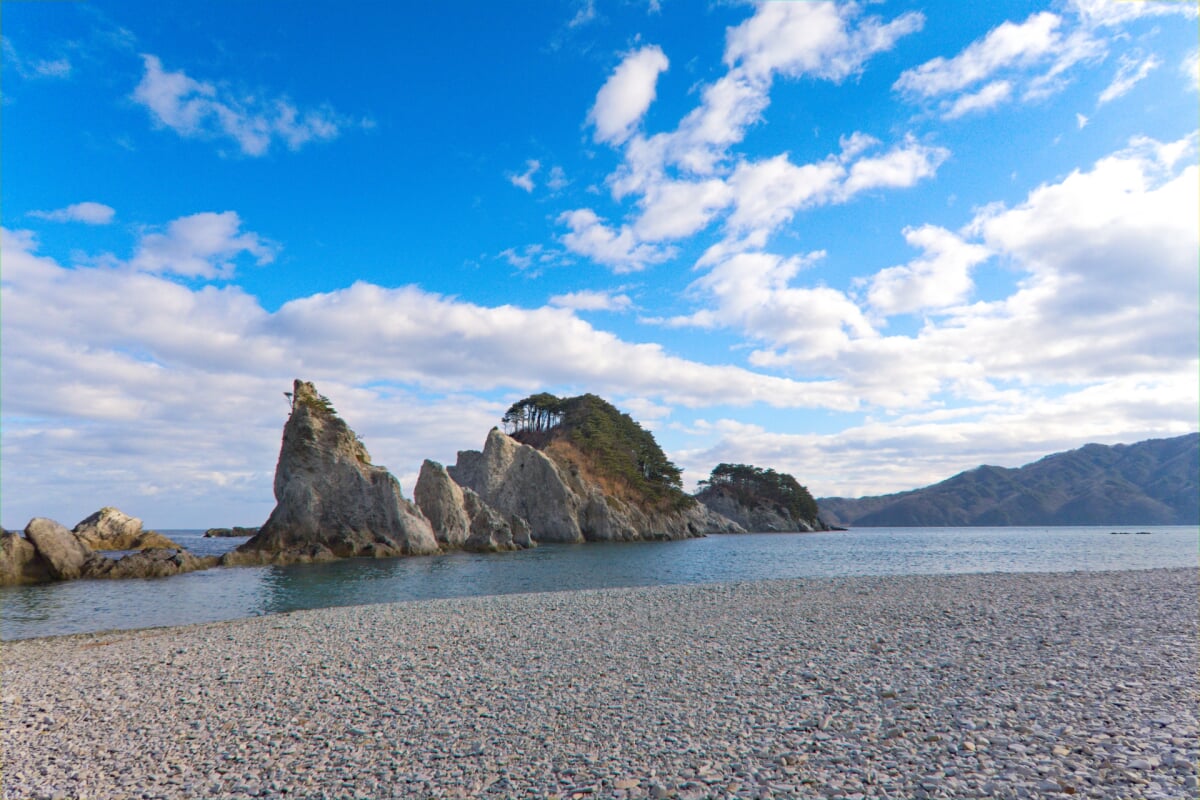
[[0, 516, 214, 586], [413, 460, 531, 552], [73, 507, 183, 550], [226, 380, 439, 566], [203, 527, 259, 538], [450, 428, 742, 543], [696, 485, 831, 532]]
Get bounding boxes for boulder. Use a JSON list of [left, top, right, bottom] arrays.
[[72, 507, 182, 550], [24, 518, 94, 580], [0, 532, 52, 586], [230, 380, 440, 565]]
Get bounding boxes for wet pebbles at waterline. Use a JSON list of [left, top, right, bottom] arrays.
[[3, 568, 1196, 799]]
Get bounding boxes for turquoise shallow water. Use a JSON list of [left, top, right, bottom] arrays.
[[2, 525, 1196, 640]]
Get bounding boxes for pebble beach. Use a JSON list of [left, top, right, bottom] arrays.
[[3, 568, 1197, 799]]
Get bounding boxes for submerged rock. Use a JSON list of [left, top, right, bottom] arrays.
[[72, 507, 182, 550], [83, 549, 218, 580], [228, 380, 439, 566]]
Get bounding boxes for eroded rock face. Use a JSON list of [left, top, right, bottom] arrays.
[[697, 487, 825, 533], [72, 507, 182, 551], [231, 380, 439, 565], [449, 429, 743, 544], [450, 429, 584, 543], [414, 459, 528, 552], [24, 518, 94, 580]]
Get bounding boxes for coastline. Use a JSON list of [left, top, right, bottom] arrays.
[[4, 568, 1197, 799]]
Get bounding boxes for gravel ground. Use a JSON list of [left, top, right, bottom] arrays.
[[3, 568, 1196, 800]]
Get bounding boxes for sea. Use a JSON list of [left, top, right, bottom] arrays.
[[2, 525, 1196, 641]]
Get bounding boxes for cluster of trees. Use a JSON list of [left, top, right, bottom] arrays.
[[502, 392, 689, 510], [502, 393, 564, 435], [700, 463, 819, 522]]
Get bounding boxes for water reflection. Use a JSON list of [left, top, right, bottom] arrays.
[[3, 526, 1196, 640]]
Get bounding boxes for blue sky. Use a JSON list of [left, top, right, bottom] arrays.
[[3, 0, 1198, 529]]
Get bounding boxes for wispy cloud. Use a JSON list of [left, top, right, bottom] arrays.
[[548, 289, 634, 312], [132, 54, 360, 156], [894, 11, 1105, 115], [2, 37, 72, 80], [507, 159, 540, 192], [1098, 53, 1161, 105], [30, 202, 115, 225]]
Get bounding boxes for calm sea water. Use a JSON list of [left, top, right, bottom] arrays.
[[2, 526, 1196, 640]]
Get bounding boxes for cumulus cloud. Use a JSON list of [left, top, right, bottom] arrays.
[[129, 211, 277, 278], [866, 226, 990, 317], [30, 202, 116, 225], [724, 1, 924, 82], [2, 220, 884, 525], [132, 54, 355, 156], [558, 208, 674, 272], [561, 2, 936, 276], [588, 45, 669, 146], [666, 135, 1198, 416], [1098, 53, 1161, 105]]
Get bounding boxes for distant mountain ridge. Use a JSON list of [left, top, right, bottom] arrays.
[[818, 434, 1199, 527]]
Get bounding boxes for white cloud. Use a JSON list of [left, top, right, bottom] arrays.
[[508, 159, 540, 192], [724, 1, 924, 82], [546, 166, 569, 191], [894, 12, 1062, 98], [866, 225, 991, 317], [725, 154, 845, 235], [678, 372, 1198, 497], [3, 37, 72, 80], [634, 178, 732, 241], [1184, 50, 1200, 91], [558, 208, 674, 272], [132, 54, 354, 156], [665, 136, 1198, 415], [1098, 53, 1161, 105], [129, 211, 277, 278], [588, 45, 669, 146], [894, 11, 1105, 115], [30, 202, 116, 225], [942, 80, 1013, 119], [548, 289, 633, 312], [838, 138, 949, 198], [1067, 0, 1198, 28]]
